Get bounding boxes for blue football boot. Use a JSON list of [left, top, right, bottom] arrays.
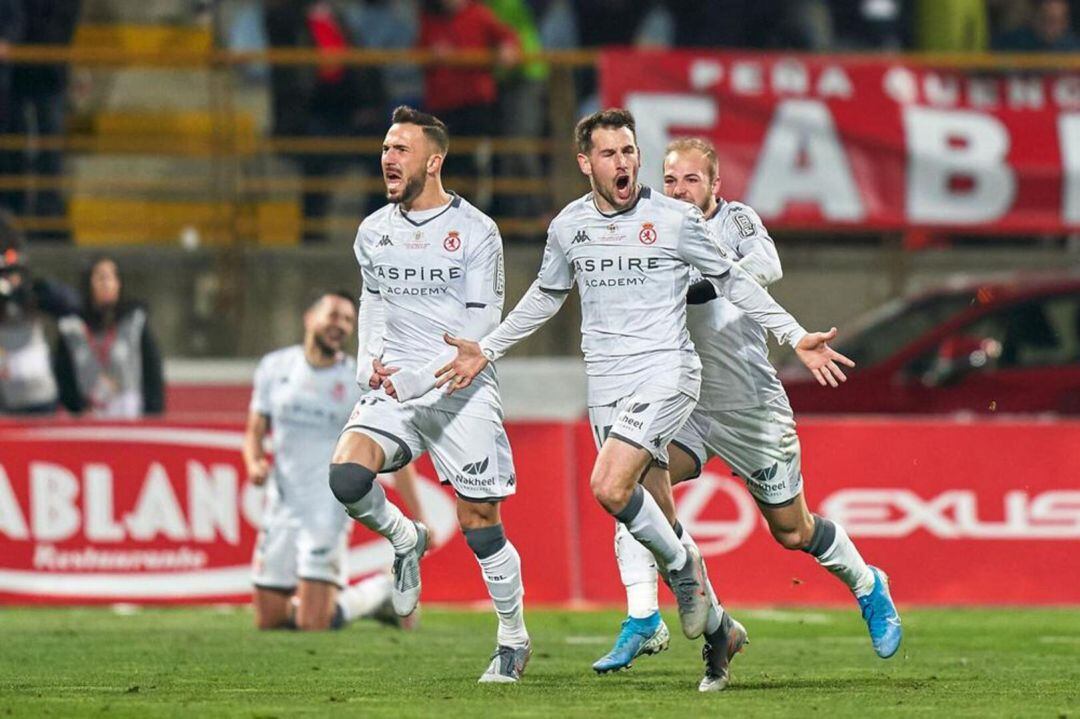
[[592, 612, 670, 673], [857, 566, 902, 658]]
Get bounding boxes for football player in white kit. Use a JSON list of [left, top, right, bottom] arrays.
[[327, 107, 531, 683], [437, 109, 853, 689], [593, 138, 902, 688], [245, 291, 423, 632]]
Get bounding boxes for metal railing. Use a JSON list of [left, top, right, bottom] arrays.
[[3, 43, 1077, 244]]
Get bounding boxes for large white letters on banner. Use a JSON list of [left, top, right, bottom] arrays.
[[746, 100, 864, 220], [0, 465, 29, 540], [905, 107, 1016, 223], [625, 92, 716, 189], [31, 462, 80, 542], [85, 463, 125, 542], [1059, 113, 1080, 225]]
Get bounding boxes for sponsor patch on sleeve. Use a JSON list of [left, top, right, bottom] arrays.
[[732, 211, 757, 238]]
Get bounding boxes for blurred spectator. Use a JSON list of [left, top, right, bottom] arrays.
[[0, 210, 77, 415], [265, 0, 387, 242], [486, 0, 547, 216], [418, 0, 520, 191], [535, 0, 578, 51], [0, 0, 81, 237], [343, 0, 423, 111], [915, 0, 988, 51], [54, 254, 164, 418], [831, 0, 905, 50], [993, 0, 1080, 50]]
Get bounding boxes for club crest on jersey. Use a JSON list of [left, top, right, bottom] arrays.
[[443, 231, 461, 252], [639, 222, 657, 245], [332, 382, 346, 401]]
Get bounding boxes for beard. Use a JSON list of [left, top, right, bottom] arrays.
[[312, 331, 338, 358], [387, 172, 426, 205]]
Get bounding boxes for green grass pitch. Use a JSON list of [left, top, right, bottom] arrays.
[[2, 606, 1078, 717]]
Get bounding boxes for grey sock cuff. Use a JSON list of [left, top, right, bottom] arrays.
[[464, 523, 507, 559], [673, 520, 684, 539], [613, 484, 646, 524], [328, 463, 377, 504], [803, 514, 837, 557]]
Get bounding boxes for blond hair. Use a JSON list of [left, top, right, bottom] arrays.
[[664, 137, 718, 183]]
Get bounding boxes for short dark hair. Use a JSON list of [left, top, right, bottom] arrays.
[[575, 108, 636, 154], [390, 105, 450, 154], [308, 290, 357, 313]]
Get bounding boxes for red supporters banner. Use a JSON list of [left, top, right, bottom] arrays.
[[1, 418, 1078, 605], [599, 50, 1080, 233]]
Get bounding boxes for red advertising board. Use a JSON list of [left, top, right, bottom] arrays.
[[2, 418, 1078, 606], [599, 50, 1080, 233]]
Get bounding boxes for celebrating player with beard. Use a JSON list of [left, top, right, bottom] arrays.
[[589, 137, 901, 686], [437, 108, 854, 690], [329, 106, 531, 683]]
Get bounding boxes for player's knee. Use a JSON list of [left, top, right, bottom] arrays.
[[770, 515, 816, 551], [590, 473, 630, 513], [771, 526, 809, 551], [463, 523, 507, 559], [328, 462, 376, 505]]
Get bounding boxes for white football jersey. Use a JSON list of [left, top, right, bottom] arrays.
[[539, 186, 735, 406], [355, 193, 504, 421], [688, 201, 786, 411], [250, 345, 360, 506]]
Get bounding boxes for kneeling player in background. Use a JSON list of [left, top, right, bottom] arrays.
[[594, 138, 901, 689], [244, 291, 422, 631]]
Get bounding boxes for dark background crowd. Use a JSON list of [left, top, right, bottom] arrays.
[[0, 0, 1078, 242]]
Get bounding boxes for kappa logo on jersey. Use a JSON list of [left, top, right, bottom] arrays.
[[462, 457, 490, 476], [639, 222, 657, 245], [443, 231, 461, 252], [651, 433, 664, 448], [572, 230, 591, 244], [732, 212, 756, 238], [378, 234, 393, 247]]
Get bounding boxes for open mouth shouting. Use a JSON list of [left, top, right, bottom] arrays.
[[384, 166, 404, 194], [613, 172, 633, 204]]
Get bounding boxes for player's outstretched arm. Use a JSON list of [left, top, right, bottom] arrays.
[[435, 279, 569, 393], [712, 264, 854, 387]]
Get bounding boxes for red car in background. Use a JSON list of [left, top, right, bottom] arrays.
[[781, 275, 1080, 415]]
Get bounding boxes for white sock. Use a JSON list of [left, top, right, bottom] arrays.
[[615, 485, 688, 572], [343, 482, 417, 554], [476, 541, 529, 647], [615, 522, 659, 618], [337, 574, 392, 623], [677, 523, 724, 635], [806, 515, 875, 597]]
